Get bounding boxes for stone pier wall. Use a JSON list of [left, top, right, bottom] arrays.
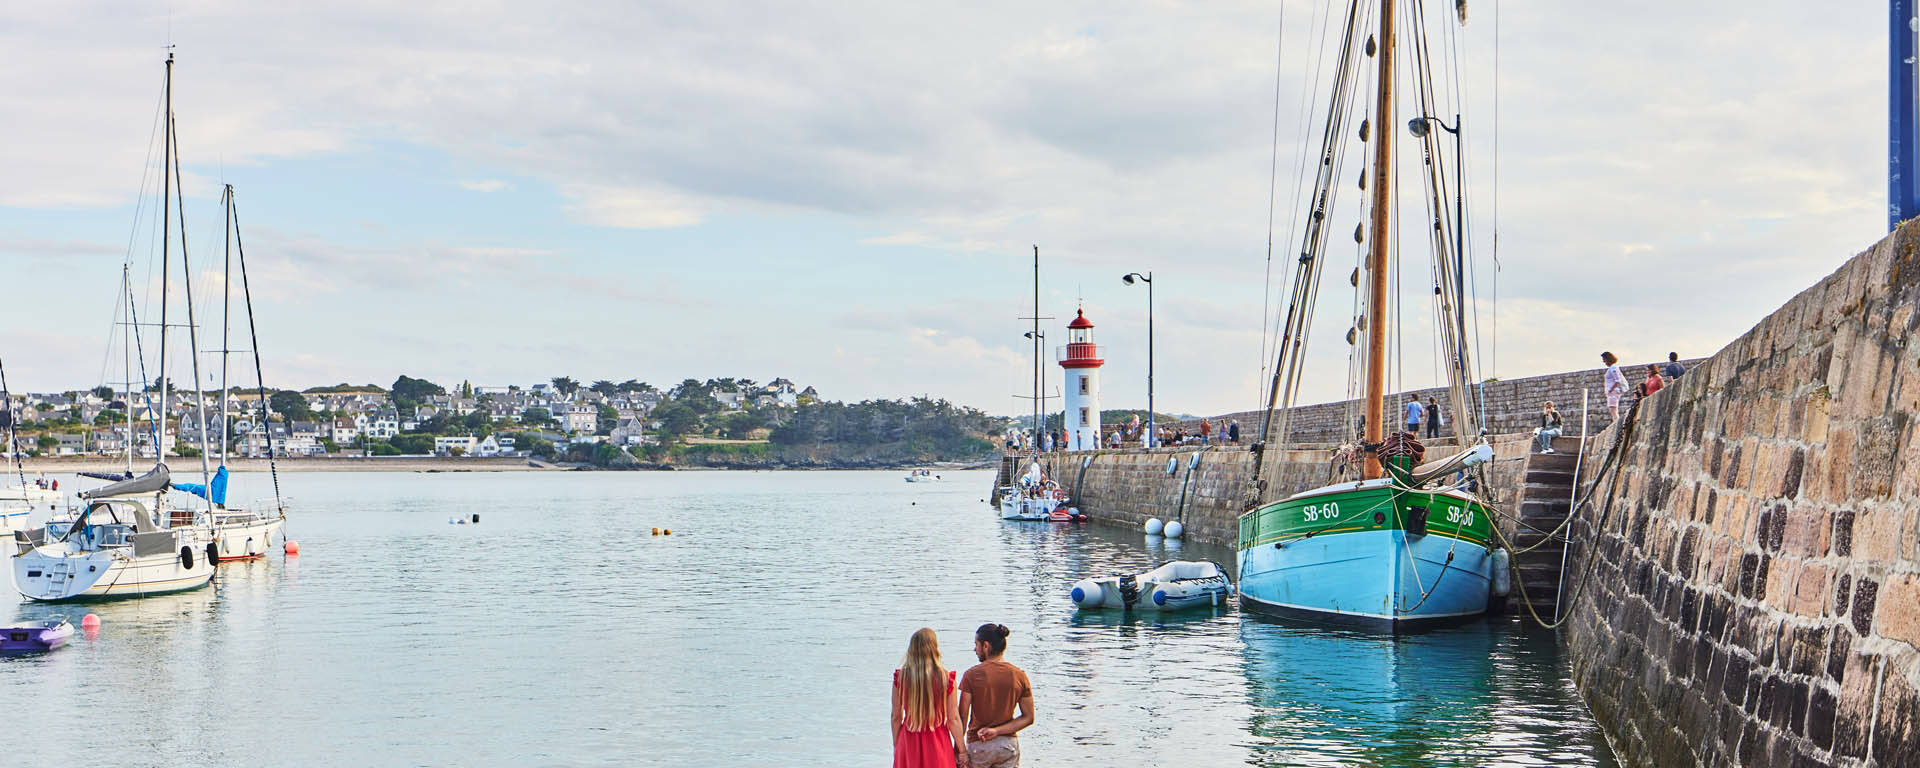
[[1563, 224, 1920, 767], [1160, 357, 1704, 444]]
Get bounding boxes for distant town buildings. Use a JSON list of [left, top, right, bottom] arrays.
[[1, 375, 822, 459]]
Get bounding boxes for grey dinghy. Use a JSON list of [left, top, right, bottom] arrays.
[[1070, 561, 1235, 611]]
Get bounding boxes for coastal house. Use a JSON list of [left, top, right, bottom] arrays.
[[609, 418, 649, 446], [486, 400, 522, 422], [561, 403, 596, 434], [54, 432, 88, 456], [238, 424, 286, 458], [434, 435, 477, 456], [368, 412, 400, 440], [287, 421, 324, 455], [92, 428, 126, 455], [414, 404, 440, 423], [758, 378, 800, 407], [475, 434, 518, 457], [713, 389, 744, 410]]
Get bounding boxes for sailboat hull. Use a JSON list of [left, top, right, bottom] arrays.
[[1236, 480, 1495, 631], [212, 514, 283, 562], [13, 543, 214, 602]]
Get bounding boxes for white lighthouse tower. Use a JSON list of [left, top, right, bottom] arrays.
[[1058, 307, 1105, 451]]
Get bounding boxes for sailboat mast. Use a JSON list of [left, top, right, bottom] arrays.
[[169, 99, 216, 516], [220, 185, 232, 464], [123, 266, 135, 476], [1032, 245, 1040, 456], [1362, 0, 1396, 480], [157, 53, 173, 470]]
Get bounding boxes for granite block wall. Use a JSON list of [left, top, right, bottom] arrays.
[[1164, 357, 1704, 447], [1563, 224, 1920, 767]]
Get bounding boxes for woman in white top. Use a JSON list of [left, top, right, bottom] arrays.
[[1601, 351, 1626, 423]]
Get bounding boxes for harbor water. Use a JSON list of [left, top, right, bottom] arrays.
[[2, 469, 1615, 766]]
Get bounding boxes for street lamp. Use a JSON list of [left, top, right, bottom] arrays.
[[1409, 114, 1469, 412], [1024, 330, 1046, 450], [1122, 271, 1154, 448]]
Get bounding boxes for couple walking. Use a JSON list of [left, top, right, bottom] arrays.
[[892, 624, 1035, 768]]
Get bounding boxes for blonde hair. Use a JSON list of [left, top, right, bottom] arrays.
[[898, 627, 949, 731]]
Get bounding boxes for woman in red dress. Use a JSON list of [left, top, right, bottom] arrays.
[[892, 628, 968, 768]]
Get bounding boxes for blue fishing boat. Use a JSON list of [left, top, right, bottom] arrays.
[[1236, 0, 1503, 630], [1237, 470, 1496, 629]]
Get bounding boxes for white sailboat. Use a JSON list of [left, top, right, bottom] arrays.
[[199, 183, 287, 562], [13, 466, 215, 600], [12, 53, 219, 600]]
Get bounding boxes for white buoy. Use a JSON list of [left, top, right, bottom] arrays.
[[1144, 518, 1165, 536], [1164, 520, 1185, 539]]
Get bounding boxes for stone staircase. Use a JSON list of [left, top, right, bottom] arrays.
[[989, 454, 1019, 506], [1506, 435, 1584, 620]]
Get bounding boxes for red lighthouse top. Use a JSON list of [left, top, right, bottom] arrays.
[[1060, 308, 1103, 369]]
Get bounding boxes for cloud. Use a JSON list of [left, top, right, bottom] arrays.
[[561, 184, 704, 229], [0, 1, 1890, 414], [458, 179, 510, 193]]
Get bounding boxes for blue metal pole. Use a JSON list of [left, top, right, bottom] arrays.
[[1893, 0, 1919, 229]]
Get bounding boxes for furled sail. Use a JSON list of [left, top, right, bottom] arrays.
[[79, 464, 171, 499]]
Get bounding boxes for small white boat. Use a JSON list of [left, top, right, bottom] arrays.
[[2, 483, 62, 535], [904, 470, 943, 483], [2, 483, 62, 506], [1071, 560, 1235, 611], [1000, 489, 1068, 521], [1001, 460, 1076, 521]]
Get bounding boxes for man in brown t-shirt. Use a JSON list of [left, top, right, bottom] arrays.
[[959, 623, 1034, 768]]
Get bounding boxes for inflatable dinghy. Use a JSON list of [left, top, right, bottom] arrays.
[[1071, 560, 1234, 611]]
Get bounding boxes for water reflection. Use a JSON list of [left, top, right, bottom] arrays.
[[1239, 616, 1614, 767]]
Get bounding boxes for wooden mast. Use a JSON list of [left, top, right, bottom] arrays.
[[1362, 0, 1395, 479]]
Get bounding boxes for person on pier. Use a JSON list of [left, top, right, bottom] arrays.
[[960, 624, 1033, 768], [1601, 351, 1626, 423], [892, 628, 968, 768]]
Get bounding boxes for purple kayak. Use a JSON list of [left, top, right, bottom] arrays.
[[1, 618, 74, 653]]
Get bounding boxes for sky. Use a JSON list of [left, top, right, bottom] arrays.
[[0, 1, 1887, 417]]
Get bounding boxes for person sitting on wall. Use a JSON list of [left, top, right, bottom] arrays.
[[1638, 364, 1664, 399], [1534, 401, 1563, 454]]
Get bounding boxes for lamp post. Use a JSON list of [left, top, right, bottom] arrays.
[[1024, 330, 1046, 451], [1122, 271, 1153, 448], [1409, 114, 1468, 407]]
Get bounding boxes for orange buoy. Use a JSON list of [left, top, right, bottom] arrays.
[[80, 614, 101, 630], [652, 528, 660, 536], [284, 541, 301, 556], [663, 528, 672, 536]]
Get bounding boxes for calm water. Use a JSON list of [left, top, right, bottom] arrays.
[[3, 469, 1615, 766]]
